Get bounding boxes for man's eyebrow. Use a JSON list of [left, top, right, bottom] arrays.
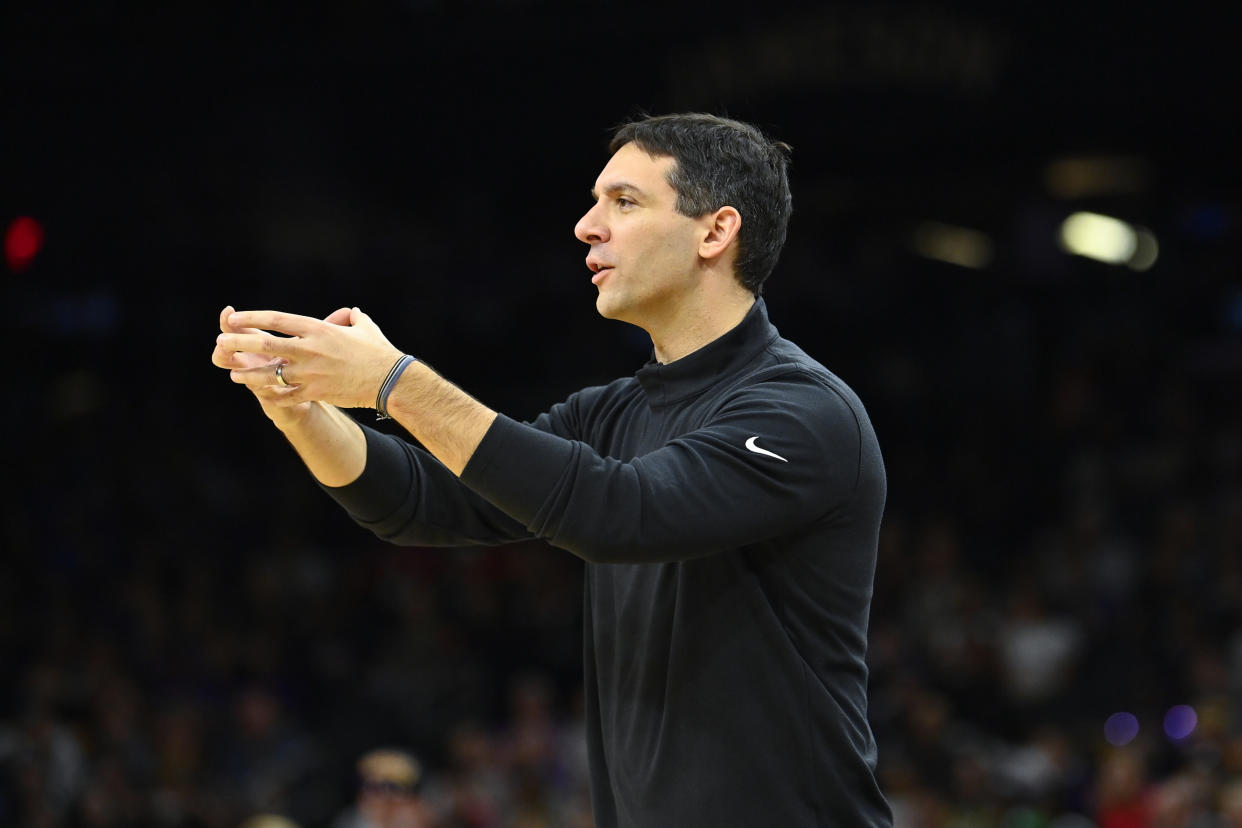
[[590, 182, 647, 201]]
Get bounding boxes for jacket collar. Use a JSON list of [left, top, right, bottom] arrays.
[[635, 298, 778, 407]]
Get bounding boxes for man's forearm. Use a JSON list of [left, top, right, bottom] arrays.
[[275, 401, 368, 487], [384, 361, 498, 477]]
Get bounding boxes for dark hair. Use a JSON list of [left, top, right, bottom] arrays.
[[609, 112, 792, 295]]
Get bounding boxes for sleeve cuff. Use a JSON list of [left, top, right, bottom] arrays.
[[318, 425, 415, 523], [460, 413, 575, 527]]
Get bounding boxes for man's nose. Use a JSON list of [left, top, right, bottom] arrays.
[[574, 204, 608, 244]]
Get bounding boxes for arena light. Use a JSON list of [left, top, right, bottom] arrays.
[[1128, 228, 1159, 271], [1044, 155, 1151, 199], [1059, 212, 1134, 263], [1164, 705, 1197, 741], [1059, 212, 1159, 271], [1104, 711, 1140, 746], [911, 221, 993, 269], [5, 216, 45, 273]]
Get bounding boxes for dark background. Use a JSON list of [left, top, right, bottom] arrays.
[[3, 2, 1241, 826]]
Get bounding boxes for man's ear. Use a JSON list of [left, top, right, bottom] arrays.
[[698, 206, 741, 263]]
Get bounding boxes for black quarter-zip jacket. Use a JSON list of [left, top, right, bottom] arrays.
[[324, 299, 892, 827]]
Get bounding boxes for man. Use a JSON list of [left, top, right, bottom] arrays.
[[212, 113, 891, 826]]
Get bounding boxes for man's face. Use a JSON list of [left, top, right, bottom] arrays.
[[575, 142, 707, 327]]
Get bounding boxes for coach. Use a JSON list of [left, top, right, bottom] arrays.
[[212, 113, 891, 827]]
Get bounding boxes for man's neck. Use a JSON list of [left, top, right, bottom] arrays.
[[648, 292, 756, 364]]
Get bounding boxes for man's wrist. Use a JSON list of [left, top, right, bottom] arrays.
[[376, 354, 418, 420], [266, 399, 320, 433]]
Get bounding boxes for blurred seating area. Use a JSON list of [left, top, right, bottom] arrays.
[[2, 225, 1239, 826]]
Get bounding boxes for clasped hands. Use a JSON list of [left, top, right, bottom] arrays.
[[211, 305, 404, 411]]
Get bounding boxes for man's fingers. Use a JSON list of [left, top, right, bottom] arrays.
[[221, 306, 270, 337], [214, 346, 279, 371], [273, 361, 296, 388], [212, 345, 238, 369], [229, 363, 266, 386], [216, 307, 315, 409], [230, 361, 301, 391], [349, 307, 386, 335], [227, 310, 320, 337], [212, 335, 264, 369], [217, 331, 297, 356], [324, 307, 353, 326], [242, 373, 308, 407]]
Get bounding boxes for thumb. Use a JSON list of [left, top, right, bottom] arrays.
[[323, 306, 353, 326], [349, 306, 374, 328]]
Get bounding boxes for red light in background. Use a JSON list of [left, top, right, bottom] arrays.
[[6, 216, 45, 273]]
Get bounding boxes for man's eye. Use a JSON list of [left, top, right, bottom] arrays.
[[616, 197, 635, 208]]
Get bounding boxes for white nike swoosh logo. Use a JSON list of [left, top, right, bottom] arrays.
[[745, 436, 788, 462]]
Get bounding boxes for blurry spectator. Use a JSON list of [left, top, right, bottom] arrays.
[[333, 749, 433, 828], [996, 587, 1084, 708], [422, 723, 507, 828], [496, 676, 563, 794], [0, 685, 86, 827], [77, 754, 144, 826], [995, 726, 1082, 806], [240, 815, 301, 828], [1219, 779, 1242, 828], [217, 684, 323, 823], [1093, 749, 1153, 828], [496, 673, 589, 827], [943, 753, 1002, 827], [152, 701, 208, 814], [1146, 769, 1216, 827]]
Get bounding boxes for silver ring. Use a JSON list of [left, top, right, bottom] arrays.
[[275, 363, 290, 387]]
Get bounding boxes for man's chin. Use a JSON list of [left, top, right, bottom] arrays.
[[596, 294, 652, 330], [595, 293, 622, 321]]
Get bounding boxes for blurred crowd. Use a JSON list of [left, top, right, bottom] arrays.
[[2, 202, 1240, 828]]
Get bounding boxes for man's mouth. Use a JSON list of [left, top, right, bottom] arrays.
[[588, 259, 614, 285]]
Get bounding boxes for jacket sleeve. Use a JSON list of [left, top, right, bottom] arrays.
[[460, 370, 870, 563], [319, 424, 533, 547]]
